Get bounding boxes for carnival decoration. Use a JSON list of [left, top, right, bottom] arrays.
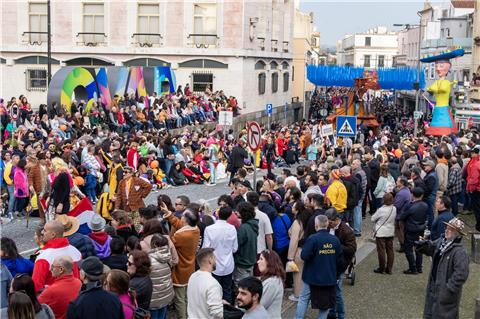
[[48, 66, 176, 114], [420, 48, 464, 136]]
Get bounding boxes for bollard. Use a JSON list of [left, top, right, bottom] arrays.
[[472, 234, 480, 264]]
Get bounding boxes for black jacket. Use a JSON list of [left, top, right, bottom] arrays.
[[129, 275, 153, 309], [231, 145, 248, 169], [368, 159, 380, 187], [300, 208, 325, 247], [399, 200, 428, 233], [101, 254, 128, 272], [423, 170, 438, 199], [333, 221, 357, 273], [341, 175, 360, 210], [67, 281, 124, 319]]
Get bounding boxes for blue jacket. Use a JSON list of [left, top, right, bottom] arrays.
[[430, 210, 454, 240], [301, 229, 343, 286], [67, 232, 97, 259], [0, 264, 12, 309], [1, 257, 34, 277], [272, 214, 291, 250]]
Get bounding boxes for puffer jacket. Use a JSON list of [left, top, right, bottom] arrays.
[[149, 246, 174, 309]]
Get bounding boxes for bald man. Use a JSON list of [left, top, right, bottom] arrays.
[[39, 256, 82, 319], [32, 220, 82, 292]]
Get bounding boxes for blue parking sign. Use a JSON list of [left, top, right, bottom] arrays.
[[266, 103, 273, 116], [336, 116, 357, 137]]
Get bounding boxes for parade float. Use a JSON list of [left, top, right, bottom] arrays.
[[306, 64, 423, 133]]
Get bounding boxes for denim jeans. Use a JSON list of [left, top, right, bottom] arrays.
[[353, 202, 363, 235], [213, 272, 233, 304], [209, 161, 217, 184], [150, 306, 168, 319], [7, 185, 15, 214], [295, 281, 311, 319], [404, 231, 423, 272], [450, 193, 459, 216], [332, 275, 345, 319], [295, 281, 331, 319]]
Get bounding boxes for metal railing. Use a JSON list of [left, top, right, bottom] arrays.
[[421, 37, 472, 49], [187, 34, 219, 48], [131, 33, 163, 47], [76, 32, 107, 46], [22, 31, 48, 45]]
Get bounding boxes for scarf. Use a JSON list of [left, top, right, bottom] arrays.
[[439, 237, 454, 256]]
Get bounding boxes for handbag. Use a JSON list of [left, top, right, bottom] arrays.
[[372, 206, 394, 239]]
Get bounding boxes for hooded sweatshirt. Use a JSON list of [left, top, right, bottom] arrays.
[[235, 219, 259, 268], [89, 232, 112, 258]]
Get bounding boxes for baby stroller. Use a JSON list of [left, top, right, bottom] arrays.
[[345, 256, 356, 285]]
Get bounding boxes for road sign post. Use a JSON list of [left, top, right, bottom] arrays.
[[218, 111, 233, 139], [247, 121, 262, 190], [266, 103, 273, 131]]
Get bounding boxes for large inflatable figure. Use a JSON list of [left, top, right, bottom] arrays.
[[420, 48, 464, 136]]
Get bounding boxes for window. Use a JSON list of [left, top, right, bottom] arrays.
[[378, 55, 385, 68], [193, 4, 217, 46], [283, 72, 289, 92], [137, 4, 160, 45], [364, 55, 371, 67], [270, 61, 278, 70], [0, 58, 5, 64], [271, 73, 278, 93], [15, 55, 60, 64], [192, 71, 213, 93], [83, 3, 105, 44], [292, 66, 295, 81], [29, 2, 47, 43], [255, 60, 266, 70], [258, 73, 266, 94], [26, 69, 47, 91], [65, 57, 113, 66], [124, 58, 170, 67], [282, 62, 289, 70], [179, 59, 228, 69], [429, 63, 435, 80], [365, 36, 371, 47]]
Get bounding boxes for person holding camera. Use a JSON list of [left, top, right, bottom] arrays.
[[417, 217, 469, 319]]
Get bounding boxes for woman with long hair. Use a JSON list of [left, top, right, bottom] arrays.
[[0, 237, 34, 276], [256, 249, 285, 319], [13, 159, 29, 216], [287, 201, 311, 301], [140, 219, 178, 266], [127, 250, 153, 310], [1, 274, 54, 318], [373, 164, 395, 209], [110, 210, 138, 243], [104, 269, 136, 319], [7, 292, 36, 319]]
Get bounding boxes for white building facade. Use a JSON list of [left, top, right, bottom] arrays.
[[336, 27, 398, 68], [0, 0, 294, 114]]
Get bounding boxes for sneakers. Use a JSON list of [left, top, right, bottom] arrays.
[[288, 294, 299, 302], [373, 268, 385, 274], [207, 183, 216, 186], [403, 269, 418, 275]]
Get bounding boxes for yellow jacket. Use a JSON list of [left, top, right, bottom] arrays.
[[3, 162, 14, 185], [325, 179, 347, 213]]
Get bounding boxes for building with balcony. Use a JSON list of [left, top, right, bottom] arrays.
[[394, 26, 421, 68], [0, 0, 294, 114], [292, 8, 319, 104], [336, 26, 398, 68]]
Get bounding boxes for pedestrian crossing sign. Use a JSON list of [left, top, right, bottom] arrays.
[[336, 116, 357, 137]]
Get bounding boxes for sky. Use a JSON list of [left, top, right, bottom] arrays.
[[299, 0, 435, 47]]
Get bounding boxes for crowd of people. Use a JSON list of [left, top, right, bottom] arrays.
[[0, 88, 479, 319]]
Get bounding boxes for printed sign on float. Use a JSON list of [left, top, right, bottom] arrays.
[[320, 124, 334, 137], [336, 116, 357, 137]]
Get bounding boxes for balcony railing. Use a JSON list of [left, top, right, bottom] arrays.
[[257, 37, 265, 51], [421, 37, 472, 49], [131, 33, 163, 47], [187, 34, 219, 48], [76, 32, 107, 46], [271, 39, 278, 52], [22, 31, 48, 45]]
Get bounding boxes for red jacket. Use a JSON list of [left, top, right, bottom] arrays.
[[466, 156, 480, 193], [32, 238, 81, 292], [38, 274, 82, 319], [127, 148, 139, 170]]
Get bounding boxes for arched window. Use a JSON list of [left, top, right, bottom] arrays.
[[282, 61, 289, 70], [258, 73, 266, 95], [65, 57, 114, 66], [179, 59, 227, 68], [255, 60, 266, 70], [124, 58, 170, 67], [270, 61, 278, 70], [271, 72, 278, 93], [15, 55, 60, 64], [283, 72, 289, 92]]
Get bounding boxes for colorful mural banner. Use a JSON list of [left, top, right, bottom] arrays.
[[47, 66, 176, 114]]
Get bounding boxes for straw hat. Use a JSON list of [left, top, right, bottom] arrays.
[[56, 215, 80, 237], [443, 217, 466, 236]]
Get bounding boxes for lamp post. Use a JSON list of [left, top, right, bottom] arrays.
[[47, 0, 52, 85], [303, 50, 312, 121], [394, 17, 423, 137]]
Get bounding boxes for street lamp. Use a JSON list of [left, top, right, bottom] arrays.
[[393, 18, 423, 137], [47, 0, 52, 85], [303, 50, 312, 121]]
